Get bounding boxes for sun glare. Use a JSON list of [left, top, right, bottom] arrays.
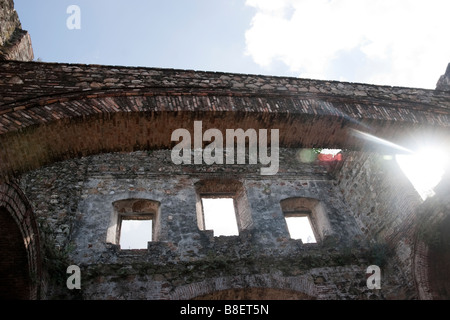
[[396, 147, 448, 201]]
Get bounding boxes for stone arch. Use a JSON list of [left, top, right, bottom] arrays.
[[0, 181, 42, 299], [168, 274, 317, 300], [413, 214, 450, 300], [412, 174, 450, 300], [2, 61, 450, 182], [425, 214, 450, 299], [0, 101, 354, 183]]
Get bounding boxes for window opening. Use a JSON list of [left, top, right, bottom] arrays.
[[108, 199, 160, 250], [201, 197, 239, 236], [285, 214, 317, 243], [119, 217, 152, 250], [280, 197, 331, 243]]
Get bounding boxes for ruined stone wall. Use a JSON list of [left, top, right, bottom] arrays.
[[437, 63, 450, 92], [334, 150, 450, 299], [0, 0, 21, 47], [0, 0, 33, 61], [334, 151, 424, 298], [1, 0, 449, 302], [336, 152, 422, 243], [19, 148, 410, 300]]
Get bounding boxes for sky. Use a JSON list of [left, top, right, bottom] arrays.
[[120, 219, 152, 249], [202, 198, 239, 237], [13, 0, 450, 89]]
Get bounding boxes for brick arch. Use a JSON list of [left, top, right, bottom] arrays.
[[0, 97, 355, 182], [193, 287, 314, 300], [2, 61, 450, 182], [168, 274, 317, 300], [0, 181, 41, 299], [413, 214, 450, 300], [425, 214, 450, 299], [412, 172, 450, 300], [0, 206, 31, 299]]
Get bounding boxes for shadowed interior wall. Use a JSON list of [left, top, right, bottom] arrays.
[[0, 206, 31, 299]]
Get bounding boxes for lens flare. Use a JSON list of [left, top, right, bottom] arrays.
[[396, 147, 449, 200]]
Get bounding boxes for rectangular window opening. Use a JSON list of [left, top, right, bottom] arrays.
[[201, 197, 239, 237], [119, 217, 152, 250], [285, 215, 317, 244]]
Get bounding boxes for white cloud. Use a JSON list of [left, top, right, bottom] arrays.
[[245, 0, 450, 89]]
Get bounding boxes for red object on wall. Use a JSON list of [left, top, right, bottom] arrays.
[[318, 153, 342, 162]]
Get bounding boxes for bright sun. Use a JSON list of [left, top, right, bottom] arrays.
[[396, 147, 449, 201]]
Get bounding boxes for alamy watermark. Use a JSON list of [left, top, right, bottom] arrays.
[[366, 265, 381, 289], [66, 265, 81, 289], [171, 121, 279, 175], [66, 5, 81, 30]]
